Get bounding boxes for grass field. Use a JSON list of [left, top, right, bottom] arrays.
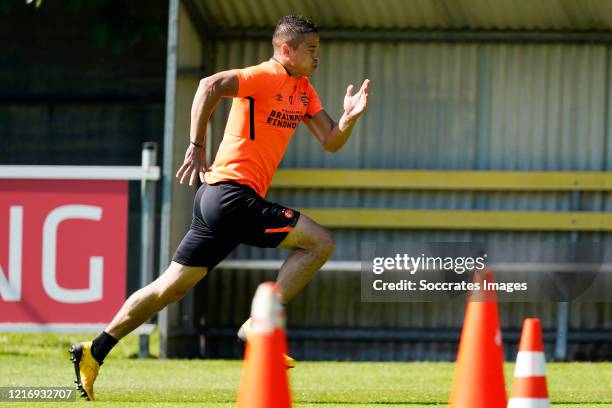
[[1, 332, 611, 407]]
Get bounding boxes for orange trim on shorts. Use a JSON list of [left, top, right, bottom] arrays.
[[265, 226, 294, 234]]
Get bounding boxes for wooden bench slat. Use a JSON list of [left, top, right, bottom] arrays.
[[272, 170, 612, 191], [299, 208, 612, 231]]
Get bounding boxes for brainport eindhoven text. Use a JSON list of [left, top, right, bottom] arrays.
[[370, 254, 528, 293]]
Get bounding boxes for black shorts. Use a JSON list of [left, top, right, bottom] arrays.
[[172, 181, 300, 270]]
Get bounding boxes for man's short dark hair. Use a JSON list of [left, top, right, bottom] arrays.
[[273, 15, 318, 49]]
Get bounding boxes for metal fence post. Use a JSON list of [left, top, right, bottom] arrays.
[[555, 190, 580, 361], [139, 142, 158, 358], [555, 301, 569, 360]]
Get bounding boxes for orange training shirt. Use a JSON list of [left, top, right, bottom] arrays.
[[204, 58, 323, 197]]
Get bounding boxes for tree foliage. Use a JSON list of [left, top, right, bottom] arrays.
[[10, 0, 166, 54]]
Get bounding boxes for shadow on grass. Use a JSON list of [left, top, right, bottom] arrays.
[[550, 403, 612, 405], [297, 402, 445, 405], [0, 350, 30, 357]]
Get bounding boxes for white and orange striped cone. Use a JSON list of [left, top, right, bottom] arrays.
[[236, 282, 291, 408], [508, 318, 550, 408]]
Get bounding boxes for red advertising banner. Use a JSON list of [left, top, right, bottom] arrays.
[[0, 180, 127, 323]]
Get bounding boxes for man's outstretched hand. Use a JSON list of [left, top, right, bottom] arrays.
[[175, 144, 208, 186], [343, 79, 370, 121]]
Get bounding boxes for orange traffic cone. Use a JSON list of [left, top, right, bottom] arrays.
[[236, 282, 291, 408], [449, 270, 507, 407], [508, 318, 550, 408]]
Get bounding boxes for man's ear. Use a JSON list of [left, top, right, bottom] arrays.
[[280, 43, 292, 57]]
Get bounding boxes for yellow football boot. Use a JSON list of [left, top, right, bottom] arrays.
[[238, 317, 296, 369], [283, 353, 296, 368], [69, 341, 100, 401]]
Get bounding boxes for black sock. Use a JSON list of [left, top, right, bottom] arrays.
[[90, 331, 118, 365]]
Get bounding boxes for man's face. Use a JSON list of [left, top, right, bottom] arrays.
[[286, 33, 320, 77]]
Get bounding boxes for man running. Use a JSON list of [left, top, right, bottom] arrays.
[[70, 15, 370, 401]]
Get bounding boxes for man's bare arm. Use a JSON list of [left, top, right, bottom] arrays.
[[306, 79, 370, 153], [176, 70, 239, 186]]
